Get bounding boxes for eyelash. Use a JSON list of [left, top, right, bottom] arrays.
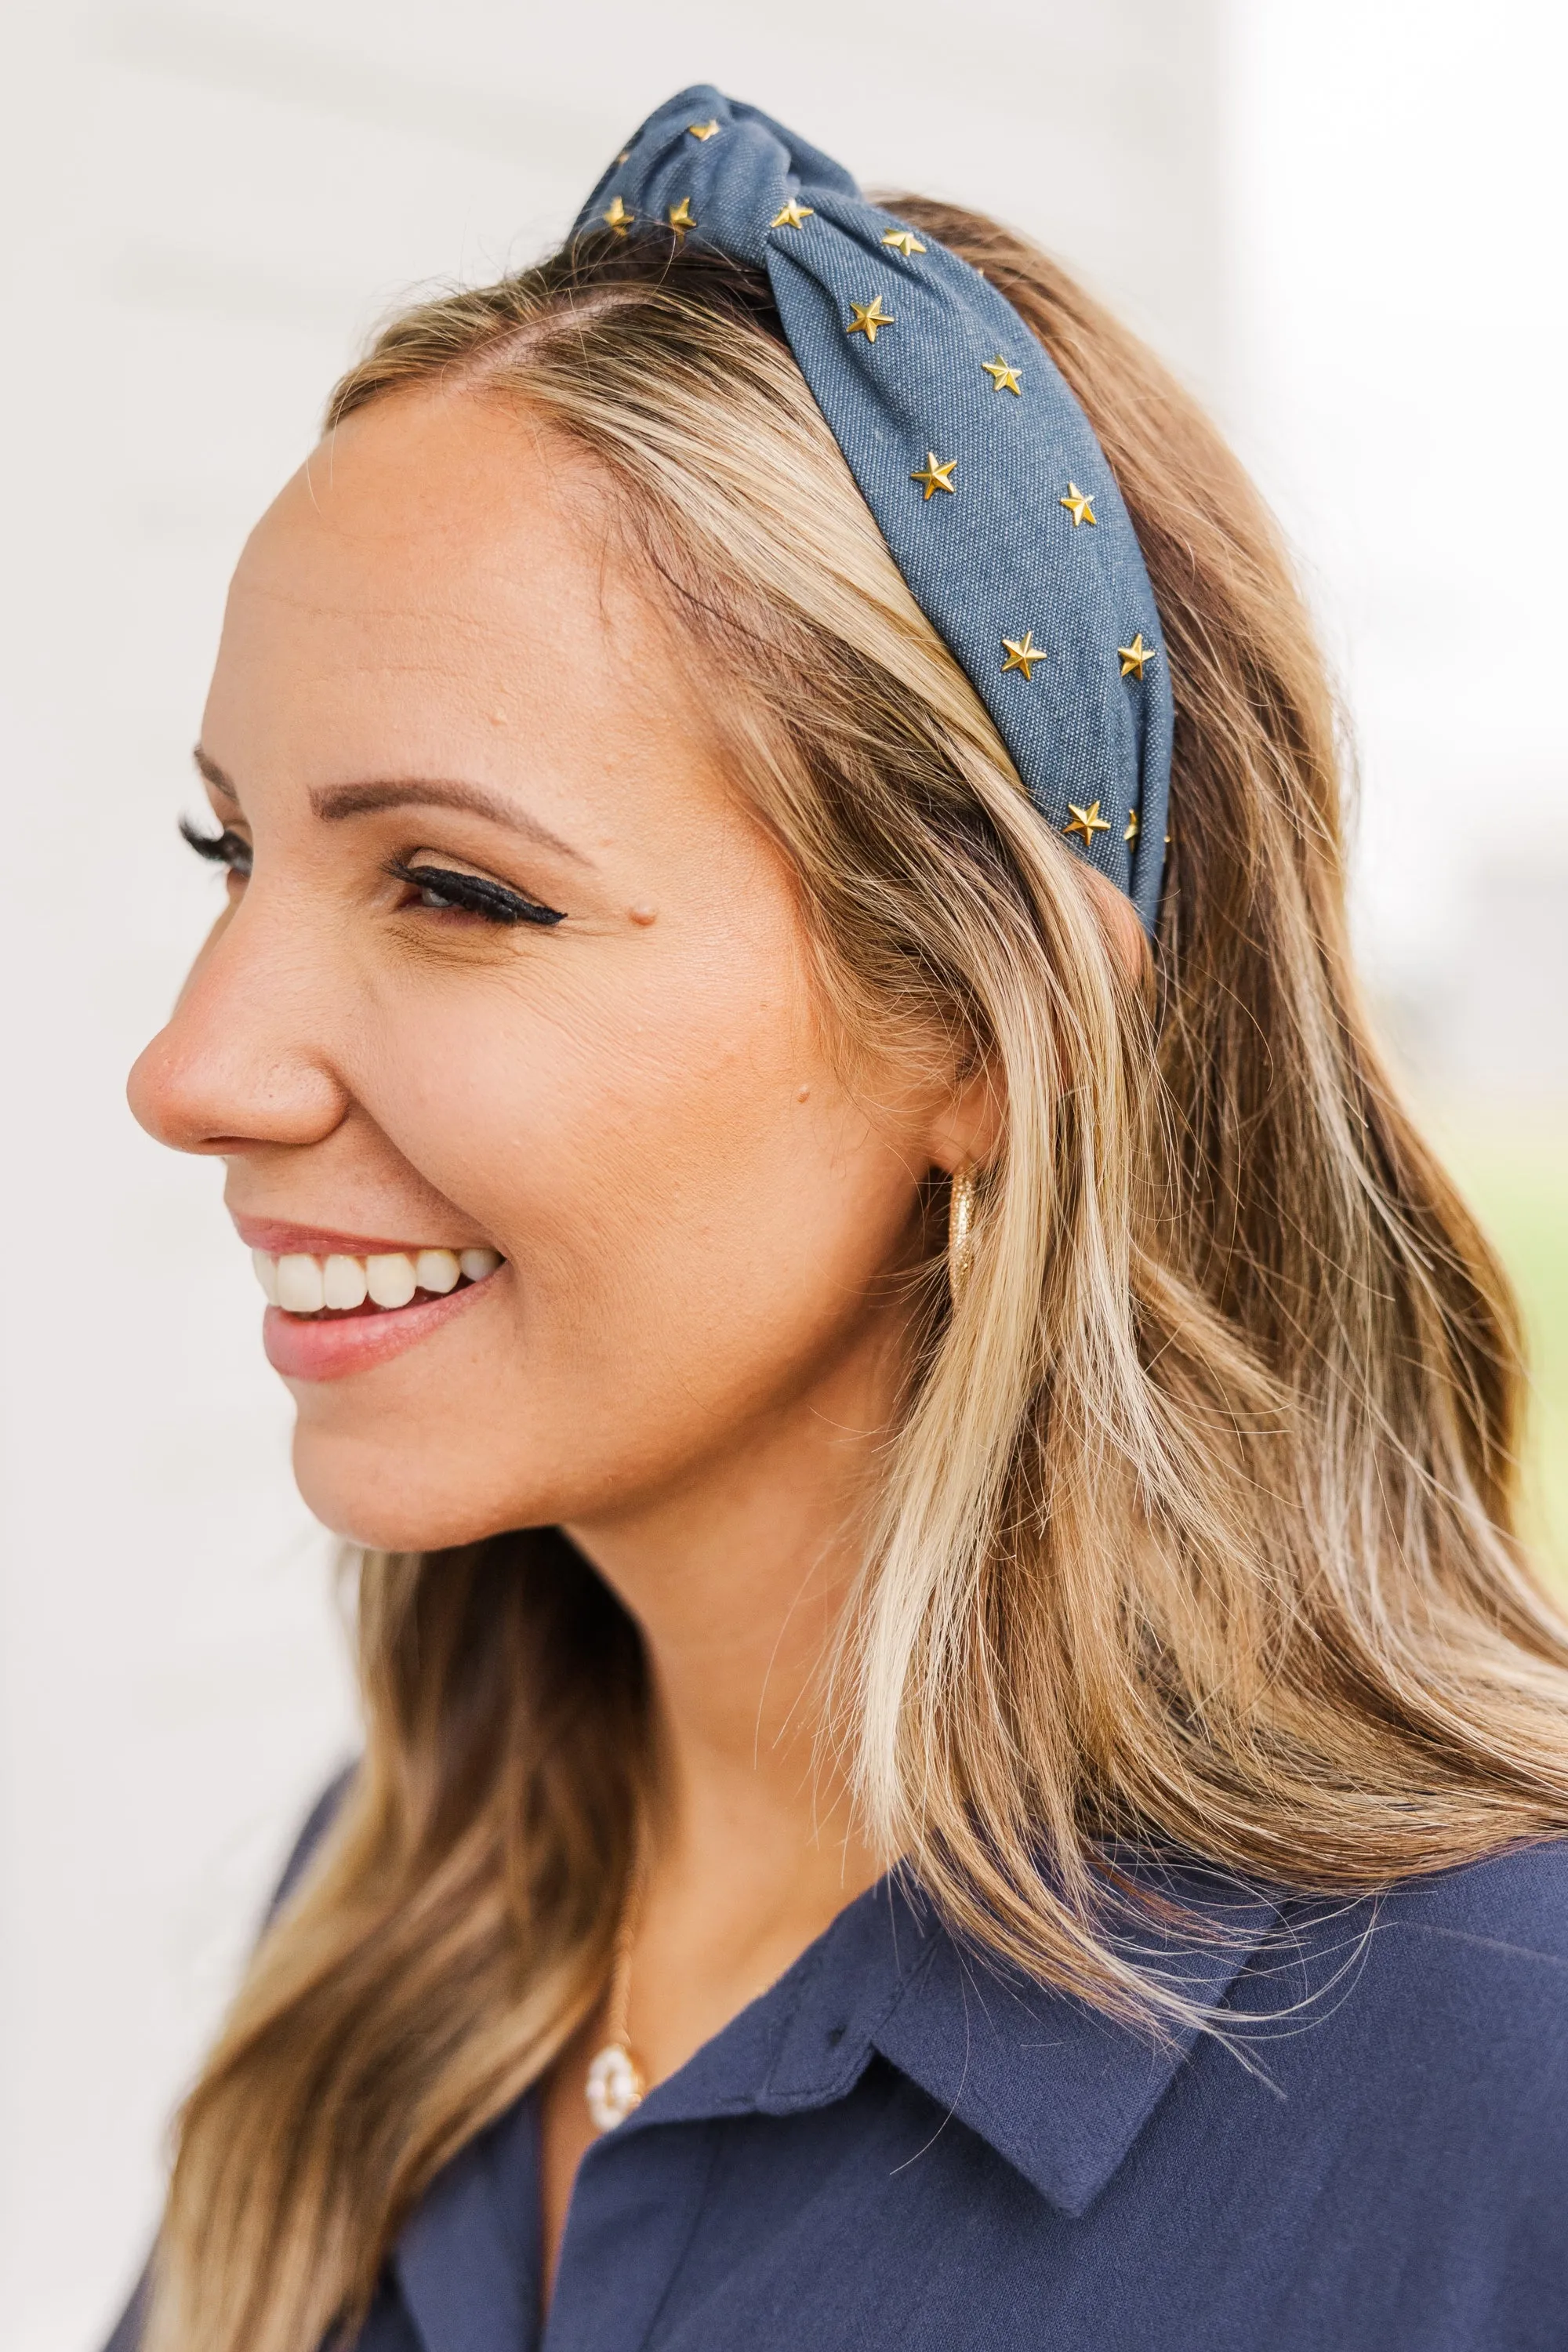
[[384, 859, 566, 927], [180, 817, 252, 875], [176, 819, 565, 929]]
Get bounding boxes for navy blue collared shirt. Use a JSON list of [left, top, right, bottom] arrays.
[[111, 1833, 1568, 2351]]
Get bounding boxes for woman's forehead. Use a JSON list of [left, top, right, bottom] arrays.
[[212, 394, 717, 787], [236, 395, 626, 637]]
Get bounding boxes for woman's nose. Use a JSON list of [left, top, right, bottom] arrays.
[[127, 901, 350, 1157]]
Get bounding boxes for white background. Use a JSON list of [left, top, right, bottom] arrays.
[[2, 4, 1564, 2344]]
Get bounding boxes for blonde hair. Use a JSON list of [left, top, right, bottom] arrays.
[[147, 209, 1568, 2351]]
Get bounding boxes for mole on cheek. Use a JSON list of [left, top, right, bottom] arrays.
[[629, 904, 658, 926]]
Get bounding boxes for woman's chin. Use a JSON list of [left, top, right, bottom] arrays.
[[290, 1428, 535, 1555]]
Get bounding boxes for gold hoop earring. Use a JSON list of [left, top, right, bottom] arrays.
[[947, 1164, 978, 1304]]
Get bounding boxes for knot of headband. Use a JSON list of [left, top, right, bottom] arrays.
[[574, 86, 1172, 932]]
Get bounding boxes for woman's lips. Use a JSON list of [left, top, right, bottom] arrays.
[[262, 1272, 499, 1382], [233, 1214, 487, 1258], [234, 1219, 508, 1384]]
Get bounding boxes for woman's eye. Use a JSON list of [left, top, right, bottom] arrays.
[[180, 817, 252, 877], [387, 859, 566, 928]]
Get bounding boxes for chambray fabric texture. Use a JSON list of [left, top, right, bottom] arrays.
[[572, 88, 1173, 931], [106, 1806, 1568, 2352]]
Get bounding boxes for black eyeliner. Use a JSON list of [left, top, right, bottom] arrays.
[[387, 859, 567, 927]]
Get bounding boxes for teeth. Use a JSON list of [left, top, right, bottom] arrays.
[[366, 1253, 417, 1308], [323, 1254, 368, 1310], [277, 1254, 325, 1314], [248, 1244, 503, 1316], [415, 1247, 461, 1294]]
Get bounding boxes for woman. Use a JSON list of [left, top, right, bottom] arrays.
[[115, 85, 1568, 2352]]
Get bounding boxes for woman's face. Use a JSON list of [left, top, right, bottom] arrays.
[[129, 392, 954, 1552]]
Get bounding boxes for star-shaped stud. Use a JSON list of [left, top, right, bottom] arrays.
[[615, 148, 631, 165], [1001, 631, 1045, 679], [882, 227, 927, 256], [1063, 801, 1112, 848], [1060, 482, 1096, 526], [771, 198, 815, 229], [688, 118, 721, 140], [1123, 808, 1139, 843], [666, 197, 697, 234], [603, 194, 634, 235], [910, 452, 958, 499], [1118, 633, 1156, 678], [981, 356, 1022, 395], [847, 295, 895, 343]]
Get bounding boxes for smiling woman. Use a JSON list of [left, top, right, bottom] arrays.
[[113, 86, 1568, 2352], [136, 384, 916, 1551]]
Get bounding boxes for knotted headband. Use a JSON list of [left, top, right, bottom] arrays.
[[574, 87, 1172, 932]]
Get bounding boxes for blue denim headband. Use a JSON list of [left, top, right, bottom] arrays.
[[574, 86, 1172, 933]]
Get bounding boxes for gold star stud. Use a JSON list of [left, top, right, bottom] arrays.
[[882, 227, 927, 256], [615, 148, 631, 165], [910, 452, 958, 499], [771, 198, 815, 229], [847, 295, 895, 343], [1118, 633, 1156, 678], [1060, 482, 1097, 526], [1123, 808, 1140, 844], [981, 356, 1023, 395], [1064, 801, 1112, 848], [666, 196, 697, 234], [688, 118, 721, 140], [603, 194, 634, 235], [1001, 631, 1045, 679]]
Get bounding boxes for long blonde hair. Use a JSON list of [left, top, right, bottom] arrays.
[[147, 208, 1568, 2351]]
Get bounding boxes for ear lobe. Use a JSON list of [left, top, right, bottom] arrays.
[[927, 1062, 1004, 1180]]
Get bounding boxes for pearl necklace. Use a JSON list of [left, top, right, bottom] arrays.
[[585, 1874, 646, 2133]]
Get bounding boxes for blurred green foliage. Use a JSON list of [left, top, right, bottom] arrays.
[[1432, 1116, 1568, 1593]]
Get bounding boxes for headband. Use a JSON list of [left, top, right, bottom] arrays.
[[574, 88, 1172, 932]]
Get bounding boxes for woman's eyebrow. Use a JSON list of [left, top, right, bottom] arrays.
[[190, 749, 590, 868], [193, 746, 238, 801], [307, 779, 591, 867]]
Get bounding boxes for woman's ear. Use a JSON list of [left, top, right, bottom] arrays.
[[924, 868, 1145, 1181], [1081, 865, 1152, 991], [926, 1060, 1004, 1179]]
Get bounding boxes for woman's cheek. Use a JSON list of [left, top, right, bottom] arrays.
[[397, 948, 786, 1221]]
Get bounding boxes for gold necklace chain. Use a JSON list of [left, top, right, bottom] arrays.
[[584, 1855, 647, 2133]]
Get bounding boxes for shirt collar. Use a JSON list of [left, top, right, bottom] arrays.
[[392, 1857, 1282, 2343], [617, 1857, 1281, 2214], [867, 1869, 1279, 2213]]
